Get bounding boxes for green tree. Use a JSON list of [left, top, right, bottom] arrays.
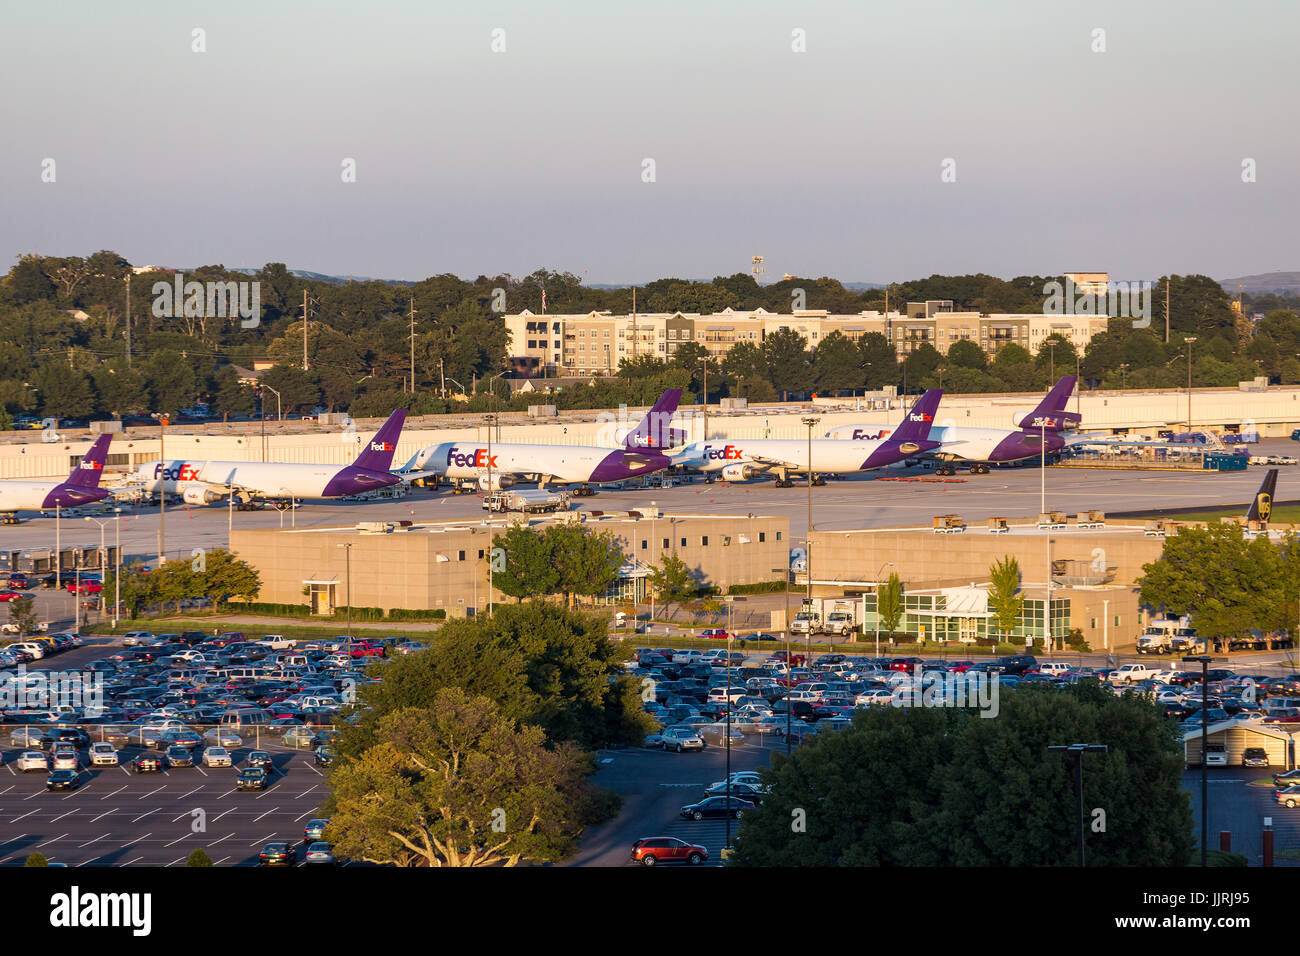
[[947, 338, 988, 371], [811, 330, 862, 394], [492, 524, 560, 602], [210, 365, 256, 421], [8, 595, 39, 635], [24, 852, 49, 867], [988, 556, 1025, 643], [730, 681, 1193, 866], [763, 327, 810, 399], [877, 571, 904, 638], [543, 523, 624, 608], [185, 849, 214, 866], [340, 602, 654, 750], [326, 690, 593, 866], [647, 552, 696, 619], [858, 332, 898, 389]]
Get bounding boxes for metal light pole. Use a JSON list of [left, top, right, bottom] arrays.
[[1047, 743, 1108, 865], [771, 565, 793, 756], [54, 503, 60, 589], [339, 542, 354, 657], [113, 508, 121, 628], [801, 416, 820, 664], [724, 627, 733, 852], [85, 517, 108, 616], [1184, 654, 1213, 866], [153, 413, 168, 566], [699, 359, 709, 442], [485, 413, 498, 617], [1040, 421, 1047, 518], [1185, 337, 1197, 434]]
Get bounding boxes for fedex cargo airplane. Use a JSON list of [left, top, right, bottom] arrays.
[[129, 410, 408, 506], [401, 389, 682, 491], [671, 390, 945, 486], [826, 376, 1079, 475], [0, 434, 114, 517]]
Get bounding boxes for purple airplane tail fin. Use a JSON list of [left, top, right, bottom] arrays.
[[1020, 376, 1080, 431], [352, 410, 407, 471], [624, 388, 683, 449], [63, 434, 113, 489], [890, 390, 943, 444]]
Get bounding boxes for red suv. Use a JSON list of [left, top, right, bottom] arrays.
[[348, 640, 385, 658], [631, 837, 708, 866]]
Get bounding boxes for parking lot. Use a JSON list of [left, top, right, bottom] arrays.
[[0, 744, 329, 866]]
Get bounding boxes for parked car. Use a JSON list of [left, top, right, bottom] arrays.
[[631, 837, 708, 866], [660, 727, 705, 753], [50, 748, 78, 772], [15, 751, 48, 773], [165, 745, 194, 768], [201, 746, 232, 768], [303, 818, 330, 843], [1243, 747, 1270, 768], [680, 795, 755, 821], [1273, 769, 1300, 789], [304, 841, 335, 865], [133, 752, 166, 773], [258, 841, 296, 865], [46, 769, 82, 791], [236, 767, 269, 791], [88, 742, 119, 766], [1276, 786, 1300, 809]]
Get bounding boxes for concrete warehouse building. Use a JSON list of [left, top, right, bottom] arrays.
[[229, 510, 789, 617], [803, 519, 1167, 650]]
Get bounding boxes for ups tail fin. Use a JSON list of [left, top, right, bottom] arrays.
[[1246, 468, 1279, 524]]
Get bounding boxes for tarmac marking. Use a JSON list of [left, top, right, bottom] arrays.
[[137, 785, 165, 801], [254, 808, 277, 822], [214, 856, 231, 865], [0, 785, 11, 794], [249, 831, 277, 847], [211, 807, 235, 822], [77, 833, 109, 848], [49, 809, 78, 823], [90, 809, 115, 822], [164, 834, 190, 848], [178, 786, 203, 800], [99, 785, 127, 801], [131, 808, 159, 823], [0, 833, 29, 849], [121, 857, 143, 866], [34, 833, 68, 849], [121, 833, 150, 847], [294, 808, 316, 821], [9, 809, 38, 823], [297, 787, 317, 798]]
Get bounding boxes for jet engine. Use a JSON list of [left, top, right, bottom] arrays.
[[476, 473, 516, 492], [182, 485, 225, 505], [720, 463, 758, 482]]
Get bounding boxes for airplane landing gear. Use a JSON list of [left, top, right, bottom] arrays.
[[811, 475, 827, 487], [776, 478, 794, 488]]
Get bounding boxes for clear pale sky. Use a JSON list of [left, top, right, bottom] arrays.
[[1, 0, 1295, 284]]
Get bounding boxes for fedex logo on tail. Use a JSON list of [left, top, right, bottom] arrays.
[[78, 459, 104, 471], [703, 445, 745, 461], [152, 463, 203, 482], [447, 447, 499, 469], [371, 441, 393, 452], [909, 412, 932, 423]]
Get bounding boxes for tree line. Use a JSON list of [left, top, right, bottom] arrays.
[[3, 252, 1297, 423]]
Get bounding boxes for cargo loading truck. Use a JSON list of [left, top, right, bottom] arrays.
[[789, 598, 858, 637]]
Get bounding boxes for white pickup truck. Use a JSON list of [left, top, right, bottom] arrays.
[[1108, 662, 1163, 685]]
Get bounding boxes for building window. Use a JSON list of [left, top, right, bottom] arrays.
[[759, 532, 766, 542], [662, 538, 670, 549], [640, 539, 647, 550], [680, 537, 687, 548], [701, 536, 709, 546], [478, 550, 485, 559], [776, 531, 783, 541], [458, 550, 466, 561]]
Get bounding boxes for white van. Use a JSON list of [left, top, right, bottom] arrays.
[[1263, 697, 1300, 715], [1037, 662, 1071, 677]]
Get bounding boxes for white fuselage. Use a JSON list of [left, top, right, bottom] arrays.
[[0, 481, 69, 512], [131, 460, 340, 499], [676, 438, 906, 475], [408, 442, 641, 485], [827, 423, 1043, 463]]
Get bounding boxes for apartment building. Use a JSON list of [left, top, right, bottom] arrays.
[[505, 302, 1108, 376]]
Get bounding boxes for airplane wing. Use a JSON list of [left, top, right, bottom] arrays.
[[395, 469, 442, 481], [745, 453, 798, 469]]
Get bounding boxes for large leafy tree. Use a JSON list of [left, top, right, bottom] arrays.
[[811, 330, 863, 393], [341, 602, 654, 750], [492, 523, 561, 601], [730, 682, 1193, 866], [647, 552, 696, 619], [325, 690, 591, 866], [763, 327, 809, 399]]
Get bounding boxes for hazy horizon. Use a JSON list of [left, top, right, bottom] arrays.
[[2, 0, 1297, 285]]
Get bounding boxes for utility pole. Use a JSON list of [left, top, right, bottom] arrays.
[[631, 286, 637, 364], [439, 357, 446, 399], [302, 289, 312, 371], [699, 359, 708, 442], [124, 273, 132, 367], [1170, 277, 1180, 343], [1047, 744, 1108, 865], [801, 415, 820, 664], [409, 294, 417, 394], [154, 414, 168, 566], [1186, 337, 1198, 433]]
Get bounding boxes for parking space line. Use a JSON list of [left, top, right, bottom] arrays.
[[214, 856, 230, 865], [0, 785, 11, 794], [297, 787, 317, 798], [121, 833, 150, 847], [294, 808, 316, 822], [253, 808, 278, 822], [49, 809, 79, 823], [22, 790, 42, 801], [131, 808, 158, 823], [211, 807, 235, 822], [121, 857, 143, 866], [164, 834, 190, 847], [211, 832, 236, 844], [9, 809, 38, 824], [99, 785, 126, 801], [177, 786, 202, 800], [137, 785, 165, 801], [249, 831, 277, 847], [91, 809, 115, 822], [0, 834, 28, 849], [77, 833, 109, 848], [34, 833, 68, 849]]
